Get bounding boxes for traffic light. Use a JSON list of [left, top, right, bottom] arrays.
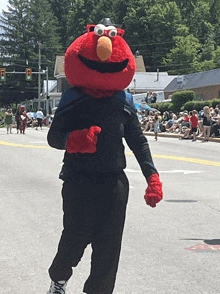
[[26, 68, 32, 81], [0, 68, 6, 81]]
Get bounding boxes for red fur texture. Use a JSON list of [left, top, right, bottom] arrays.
[[66, 126, 101, 154], [144, 174, 163, 207], [65, 31, 136, 95]]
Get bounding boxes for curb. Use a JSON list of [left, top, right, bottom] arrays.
[[143, 131, 220, 143]]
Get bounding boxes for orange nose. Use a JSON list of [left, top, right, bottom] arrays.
[[97, 36, 112, 61]]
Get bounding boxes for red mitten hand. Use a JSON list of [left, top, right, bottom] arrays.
[[66, 126, 101, 153], [144, 174, 163, 208]]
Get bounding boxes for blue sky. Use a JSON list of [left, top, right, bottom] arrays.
[[0, 0, 8, 13]]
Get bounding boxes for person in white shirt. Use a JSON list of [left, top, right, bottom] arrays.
[[35, 108, 44, 130]]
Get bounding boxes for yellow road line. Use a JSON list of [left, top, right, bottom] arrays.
[[152, 154, 220, 167], [1, 140, 219, 167], [0, 140, 51, 149], [126, 152, 220, 167]]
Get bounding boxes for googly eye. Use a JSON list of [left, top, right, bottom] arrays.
[[94, 24, 105, 36], [108, 29, 117, 38]]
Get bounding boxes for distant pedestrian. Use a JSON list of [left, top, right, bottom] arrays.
[[153, 114, 160, 141], [15, 106, 22, 134], [145, 92, 149, 104], [190, 110, 198, 141], [151, 93, 157, 103], [148, 91, 153, 104], [4, 109, 13, 134], [36, 108, 44, 130], [19, 105, 28, 134]]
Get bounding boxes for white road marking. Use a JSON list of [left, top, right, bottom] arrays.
[[125, 168, 203, 175]]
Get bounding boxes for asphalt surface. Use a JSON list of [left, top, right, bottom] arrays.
[[1, 126, 220, 294]]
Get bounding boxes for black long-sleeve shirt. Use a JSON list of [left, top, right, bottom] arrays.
[[47, 87, 158, 180]]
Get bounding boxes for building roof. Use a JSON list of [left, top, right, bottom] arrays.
[[42, 80, 57, 95], [135, 55, 146, 72], [127, 72, 177, 92], [54, 55, 65, 77], [164, 68, 220, 92]]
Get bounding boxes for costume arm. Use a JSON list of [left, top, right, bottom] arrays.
[[47, 114, 70, 150], [124, 112, 158, 178], [47, 93, 72, 150], [124, 113, 163, 207]]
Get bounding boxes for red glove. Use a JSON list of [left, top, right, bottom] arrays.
[[144, 174, 163, 208], [66, 126, 101, 153]]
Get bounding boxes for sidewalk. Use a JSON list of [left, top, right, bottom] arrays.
[[143, 130, 220, 143]]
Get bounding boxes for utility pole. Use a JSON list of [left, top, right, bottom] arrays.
[[38, 42, 41, 110], [46, 67, 49, 125]]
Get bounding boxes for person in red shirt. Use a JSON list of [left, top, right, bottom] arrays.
[[190, 110, 199, 141], [180, 111, 198, 140]]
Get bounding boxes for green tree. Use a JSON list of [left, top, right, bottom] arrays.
[[0, 0, 62, 104], [48, 0, 72, 49], [29, 0, 62, 76], [66, 0, 120, 45], [124, 1, 183, 71], [209, 0, 220, 47], [163, 35, 202, 74], [212, 46, 220, 68], [145, 1, 183, 71]]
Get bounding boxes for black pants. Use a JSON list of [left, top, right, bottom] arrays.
[[37, 118, 42, 127], [49, 171, 129, 294]]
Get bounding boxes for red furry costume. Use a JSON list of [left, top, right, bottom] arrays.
[[47, 18, 163, 294]]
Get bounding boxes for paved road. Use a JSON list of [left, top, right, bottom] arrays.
[[0, 127, 220, 294]]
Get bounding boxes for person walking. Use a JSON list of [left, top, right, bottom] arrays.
[[4, 109, 13, 134], [15, 106, 22, 134], [35, 108, 44, 130], [19, 105, 28, 134], [153, 114, 160, 141], [46, 18, 163, 294]]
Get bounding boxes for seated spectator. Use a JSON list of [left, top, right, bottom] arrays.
[[179, 112, 193, 140], [197, 110, 204, 136], [211, 108, 220, 137], [137, 110, 143, 123], [159, 111, 169, 132], [211, 119, 220, 137], [179, 126, 192, 140], [161, 112, 176, 131], [166, 112, 184, 133], [144, 111, 155, 131], [138, 100, 148, 112], [140, 115, 149, 130], [179, 111, 190, 133], [211, 108, 220, 122], [169, 111, 177, 121]]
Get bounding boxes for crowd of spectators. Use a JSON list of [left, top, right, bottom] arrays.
[[137, 102, 220, 142]]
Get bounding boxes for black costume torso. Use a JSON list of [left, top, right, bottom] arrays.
[[47, 87, 157, 180]]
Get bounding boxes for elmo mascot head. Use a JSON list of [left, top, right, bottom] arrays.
[[65, 18, 136, 98]]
